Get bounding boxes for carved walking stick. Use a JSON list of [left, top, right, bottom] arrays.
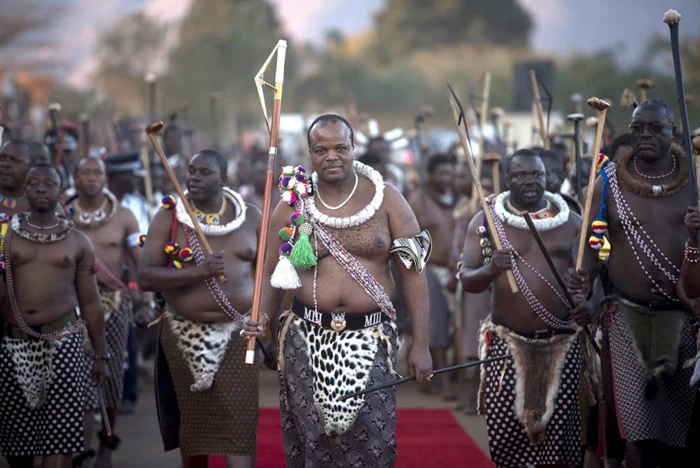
[[248, 40, 288, 365], [620, 89, 639, 109], [146, 122, 225, 285], [80, 113, 90, 158], [448, 84, 518, 294], [663, 9, 698, 204], [567, 113, 585, 201], [636, 78, 655, 103], [576, 98, 611, 271]]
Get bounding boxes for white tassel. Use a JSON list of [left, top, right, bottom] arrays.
[[271, 255, 302, 290]]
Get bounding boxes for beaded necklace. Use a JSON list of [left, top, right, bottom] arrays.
[[192, 197, 227, 225], [0, 192, 24, 209], [2, 228, 84, 341], [604, 162, 680, 302], [488, 203, 574, 329]]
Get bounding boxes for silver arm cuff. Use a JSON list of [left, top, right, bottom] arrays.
[[389, 230, 432, 274]]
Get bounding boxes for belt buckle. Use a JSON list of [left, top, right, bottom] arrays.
[[330, 312, 347, 332]]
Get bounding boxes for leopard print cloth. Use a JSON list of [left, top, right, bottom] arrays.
[[279, 314, 398, 468], [164, 311, 238, 392]]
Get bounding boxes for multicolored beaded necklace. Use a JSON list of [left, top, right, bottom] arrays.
[[193, 197, 227, 225], [0, 192, 24, 209]]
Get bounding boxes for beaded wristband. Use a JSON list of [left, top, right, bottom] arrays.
[[685, 240, 700, 263]]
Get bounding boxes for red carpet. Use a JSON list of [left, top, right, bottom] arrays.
[[209, 408, 492, 467]]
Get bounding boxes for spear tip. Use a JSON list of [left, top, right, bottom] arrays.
[[663, 9, 681, 25]]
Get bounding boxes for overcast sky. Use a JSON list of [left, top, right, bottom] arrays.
[[32, 0, 700, 87]]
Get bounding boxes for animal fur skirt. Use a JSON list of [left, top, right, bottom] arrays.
[[478, 319, 585, 467], [277, 312, 398, 468], [0, 330, 89, 457], [155, 312, 259, 456]]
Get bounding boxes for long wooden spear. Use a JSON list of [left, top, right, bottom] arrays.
[[248, 40, 288, 365], [448, 84, 518, 294], [663, 9, 698, 204], [470, 71, 492, 213], [575, 98, 611, 271]]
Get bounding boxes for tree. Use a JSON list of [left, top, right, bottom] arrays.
[[93, 12, 169, 116], [162, 0, 296, 139], [0, 1, 62, 70], [374, 0, 532, 57]]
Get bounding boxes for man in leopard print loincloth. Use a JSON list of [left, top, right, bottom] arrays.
[[244, 114, 433, 468]]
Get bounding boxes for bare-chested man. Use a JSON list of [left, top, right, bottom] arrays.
[[139, 149, 261, 468], [568, 100, 698, 467], [0, 140, 34, 218], [244, 114, 432, 467], [0, 163, 107, 468], [460, 149, 590, 466], [65, 156, 150, 467], [408, 152, 457, 400]]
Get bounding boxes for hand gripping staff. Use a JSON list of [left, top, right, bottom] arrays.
[[247, 40, 288, 365]]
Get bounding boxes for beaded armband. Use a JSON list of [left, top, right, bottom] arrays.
[[685, 240, 700, 264]]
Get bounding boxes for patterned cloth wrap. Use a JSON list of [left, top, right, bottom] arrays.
[[277, 310, 399, 468]]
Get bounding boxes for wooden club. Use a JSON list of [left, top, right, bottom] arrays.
[[636, 78, 655, 103], [529, 70, 549, 149], [145, 122, 225, 284], [576, 98, 611, 271]]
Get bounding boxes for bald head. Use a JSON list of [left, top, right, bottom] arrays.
[[633, 99, 674, 125]]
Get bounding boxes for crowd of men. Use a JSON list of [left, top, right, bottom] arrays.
[[0, 94, 698, 468]]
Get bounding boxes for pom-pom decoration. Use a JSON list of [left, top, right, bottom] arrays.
[[279, 226, 293, 242], [137, 234, 147, 248], [168, 260, 183, 269], [476, 225, 487, 236], [0, 213, 8, 223], [161, 195, 177, 210], [164, 241, 180, 255], [278, 165, 312, 206], [279, 242, 293, 256], [591, 220, 608, 236], [178, 247, 194, 263], [596, 153, 609, 172], [588, 235, 604, 250], [291, 212, 305, 226]]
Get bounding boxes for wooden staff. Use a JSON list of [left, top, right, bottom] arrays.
[[338, 355, 511, 401], [80, 113, 90, 158], [567, 113, 585, 201], [210, 92, 222, 150], [483, 152, 501, 195], [529, 70, 549, 149], [470, 71, 492, 213], [146, 122, 225, 285], [522, 213, 601, 356], [448, 84, 518, 294], [664, 9, 698, 204], [249, 39, 288, 365], [576, 98, 611, 271], [636, 78, 655, 103], [620, 89, 639, 109]]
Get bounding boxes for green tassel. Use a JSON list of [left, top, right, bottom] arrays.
[[290, 232, 316, 269]]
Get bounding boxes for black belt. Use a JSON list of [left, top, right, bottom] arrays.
[[491, 315, 576, 340], [290, 299, 390, 331], [2, 310, 79, 340]]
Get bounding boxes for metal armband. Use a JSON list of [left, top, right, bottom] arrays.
[[389, 230, 432, 274]]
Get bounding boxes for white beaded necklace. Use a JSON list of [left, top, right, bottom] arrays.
[[494, 191, 570, 231], [307, 161, 385, 229]]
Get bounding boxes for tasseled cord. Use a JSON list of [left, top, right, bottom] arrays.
[[271, 255, 302, 290], [271, 242, 301, 290]]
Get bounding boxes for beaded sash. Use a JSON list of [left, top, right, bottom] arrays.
[[308, 216, 397, 320], [488, 203, 574, 329]]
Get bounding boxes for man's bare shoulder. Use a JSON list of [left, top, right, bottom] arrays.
[[69, 228, 94, 250], [384, 184, 412, 211]]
